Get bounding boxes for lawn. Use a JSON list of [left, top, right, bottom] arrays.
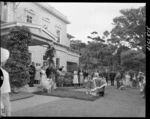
[[33, 86, 101, 101], [10, 92, 34, 101]]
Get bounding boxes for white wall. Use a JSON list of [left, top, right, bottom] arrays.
[[29, 45, 80, 71], [29, 45, 47, 66], [7, 2, 14, 22], [15, 2, 70, 47]]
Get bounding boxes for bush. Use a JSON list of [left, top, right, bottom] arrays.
[[55, 75, 64, 86], [55, 72, 74, 86], [4, 26, 32, 89], [64, 72, 73, 86]]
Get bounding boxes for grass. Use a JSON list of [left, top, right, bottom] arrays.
[[10, 92, 34, 101], [33, 86, 101, 101]]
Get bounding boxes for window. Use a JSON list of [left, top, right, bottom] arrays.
[[56, 30, 61, 43], [26, 15, 32, 23], [56, 58, 60, 68], [25, 8, 35, 24]]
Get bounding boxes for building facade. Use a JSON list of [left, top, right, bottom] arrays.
[[0, 2, 80, 71]]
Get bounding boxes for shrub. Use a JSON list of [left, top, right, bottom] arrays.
[[64, 72, 73, 86], [4, 26, 32, 89], [55, 72, 74, 86]]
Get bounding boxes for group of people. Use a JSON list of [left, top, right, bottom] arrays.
[[73, 69, 146, 98], [73, 70, 116, 87], [115, 71, 146, 98], [28, 62, 61, 89], [73, 70, 108, 96]]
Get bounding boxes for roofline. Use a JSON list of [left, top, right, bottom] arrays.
[[1, 21, 80, 56], [35, 3, 71, 24]]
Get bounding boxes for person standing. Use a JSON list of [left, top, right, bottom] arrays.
[[83, 70, 88, 88], [78, 69, 80, 86], [79, 70, 84, 87], [132, 73, 137, 88], [73, 70, 79, 87], [142, 75, 146, 98], [85, 74, 92, 94], [115, 72, 122, 89], [40, 65, 46, 86], [125, 72, 131, 88], [137, 72, 145, 92], [46, 64, 52, 79], [0, 48, 11, 116], [35, 63, 41, 84], [103, 69, 109, 83], [110, 71, 116, 86], [29, 62, 36, 87], [83, 70, 88, 79]]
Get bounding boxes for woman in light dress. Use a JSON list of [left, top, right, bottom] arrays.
[[40, 66, 47, 86], [73, 70, 79, 87], [40, 65, 53, 93], [125, 72, 131, 88], [35, 63, 41, 84]]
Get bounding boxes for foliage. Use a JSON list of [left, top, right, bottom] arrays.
[[43, 44, 56, 66], [55, 72, 73, 86], [70, 6, 146, 73], [4, 26, 32, 88], [70, 39, 86, 52], [110, 6, 146, 53], [121, 49, 145, 72], [87, 31, 105, 42], [63, 72, 74, 86]]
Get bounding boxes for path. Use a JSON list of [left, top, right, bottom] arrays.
[[11, 86, 145, 117]]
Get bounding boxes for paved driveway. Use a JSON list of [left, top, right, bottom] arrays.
[[11, 86, 145, 117]]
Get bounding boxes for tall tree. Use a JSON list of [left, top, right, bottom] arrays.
[[121, 49, 145, 72], [110, 6, 146, 53], [70, 39, 86, 52]]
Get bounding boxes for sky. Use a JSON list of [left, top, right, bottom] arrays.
[[49, 2, 145, 43]]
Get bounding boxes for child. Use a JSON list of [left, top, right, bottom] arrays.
[[119, 78, 126, 90]]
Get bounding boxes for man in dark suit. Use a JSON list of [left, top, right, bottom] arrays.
[[46, 64, 53, 78], [110, 71, 116, 86], [83, 70, 88, 79], [29, 62, 36, 87]]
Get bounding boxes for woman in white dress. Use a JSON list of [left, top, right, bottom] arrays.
[[40, 66, 53, 93], [125, 72, 131, 88], [73, 70, 79, 87], [40, 66, 47, 86], [35, 63, 41, 84]]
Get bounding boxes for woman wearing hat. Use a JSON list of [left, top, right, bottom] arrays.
[[0, 48, 11, 116]]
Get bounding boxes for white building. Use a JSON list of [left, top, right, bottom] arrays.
[[0, 2, 80, 71]]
